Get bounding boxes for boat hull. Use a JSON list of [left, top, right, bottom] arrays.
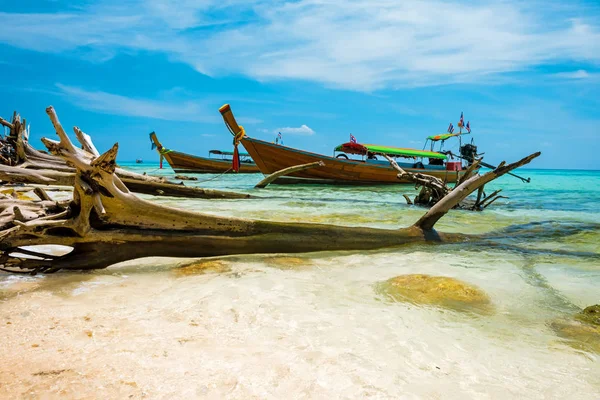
[[242, 137, 467, 184], [163, 150, 261, 173]]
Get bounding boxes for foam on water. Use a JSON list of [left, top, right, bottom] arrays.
[[1, 166, 599, 398]]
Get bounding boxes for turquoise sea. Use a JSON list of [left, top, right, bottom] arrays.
[[1, 163, 599, 398]]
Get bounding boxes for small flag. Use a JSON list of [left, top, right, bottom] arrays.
[[466, 121, 471, 133], [458, 112, 464, 128], [350, 134, 357, 143], [276, 132, 283, 145], [447, 123, 454, 133]]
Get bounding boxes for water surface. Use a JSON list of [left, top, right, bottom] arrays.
[[1, 165, 598, 398]]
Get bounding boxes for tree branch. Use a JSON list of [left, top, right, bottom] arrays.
[[414, 152, 541, 230], [254, 161, 325, 188]]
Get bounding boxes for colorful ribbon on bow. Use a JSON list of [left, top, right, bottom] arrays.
[[232, 125, 245, 173]]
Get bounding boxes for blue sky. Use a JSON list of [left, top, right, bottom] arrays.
[[1, 0, 599, 169]]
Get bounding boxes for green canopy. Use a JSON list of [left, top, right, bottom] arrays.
[[426, 133, 462, 142], [362, 144, 447, 160]]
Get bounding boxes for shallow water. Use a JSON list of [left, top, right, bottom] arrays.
[[1, 165, 599, 398]]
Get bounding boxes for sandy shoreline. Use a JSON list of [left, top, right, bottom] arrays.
[[2, 254, 598, 399]]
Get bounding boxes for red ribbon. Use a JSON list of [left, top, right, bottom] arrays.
[[232, 146, 240, 173]]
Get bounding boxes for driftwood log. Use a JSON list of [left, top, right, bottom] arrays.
[[254, 161, 325, 188], [0, 164, 248, 200], [385, 155, 513, 210], [1, 111, 249, 200], [0, 107, 542, 274]]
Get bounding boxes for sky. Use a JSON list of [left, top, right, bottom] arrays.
[[1, 0, 599, 169]]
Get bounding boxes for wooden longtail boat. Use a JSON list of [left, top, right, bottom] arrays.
[[219, 104, 478, 185], [149, 132, 261, 173]]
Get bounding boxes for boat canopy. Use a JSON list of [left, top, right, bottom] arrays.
[[426, 133, 462, 142], [209, 149, 250, 157], [334, 142, 447, 160]]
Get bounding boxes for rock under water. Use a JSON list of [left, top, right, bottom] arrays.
[[264, 256, 313, 270], [376, 274, 493, 314], [174, 259, 232, 276], [576, 305, 600, 326], [551, 304, 600, 354]]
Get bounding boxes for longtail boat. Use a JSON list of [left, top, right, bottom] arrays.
[[149, 132, 260, 173], [219, 104, 479, 185]]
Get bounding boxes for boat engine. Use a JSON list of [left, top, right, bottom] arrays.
[[460, 143, 478, 164]]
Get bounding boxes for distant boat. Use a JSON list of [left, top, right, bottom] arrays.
[[136, 159, 143, 163], [149, 132, 261, 173], [219, 104, 478, 185]]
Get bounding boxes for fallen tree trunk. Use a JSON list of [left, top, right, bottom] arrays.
[[0, 163, 250, 200], [121, 178, 250, 199], [0, 107, 542, 274], [254, 161, 325, 188], [0, 164, 73, 185]]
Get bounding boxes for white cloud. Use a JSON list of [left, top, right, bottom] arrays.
[[276, 125, 315, 136], [55, 83, 217, 122], [552, 69, 592, 79], [1, 1, 599, 90]]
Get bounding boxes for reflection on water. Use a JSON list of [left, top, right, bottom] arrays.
[[1, 167, 599, 398]]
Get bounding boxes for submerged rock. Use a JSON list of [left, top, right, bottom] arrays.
[[376, 274, 493, 314], [576, 305, 600, 326], [174, 260, 231, 276], [264, 256, 313, 270], [551, 304, 600, 354]]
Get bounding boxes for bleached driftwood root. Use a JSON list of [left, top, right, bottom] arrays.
[[254, 161, 325, 188], [0, 107, 542, 274], [385, 155, 451, 206], [0, 111, 250, 199], [414, 153, 540, 230], [385, 155, 522, 211]]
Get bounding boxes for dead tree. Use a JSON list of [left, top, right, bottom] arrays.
[[0, 107, 541, 274], [385, 155, 513, 210], [1, 111, 250, 199]]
